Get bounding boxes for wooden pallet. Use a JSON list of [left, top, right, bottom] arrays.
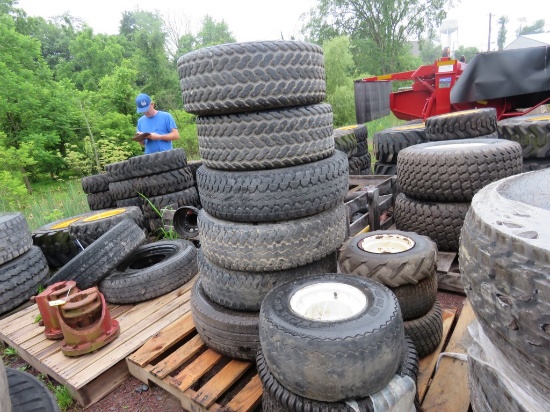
[[437, 251, 465, 295], [0, 279, 195, 408]]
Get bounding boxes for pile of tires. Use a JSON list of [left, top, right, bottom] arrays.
[[333, 124, 372, 175], [178, 40, 348, 361], [339, 230, 443, 358], [81, 173, 116, 210], [258, 274, 419, 411], [0, 213, 49, 316], [460, 169, 550, 410]]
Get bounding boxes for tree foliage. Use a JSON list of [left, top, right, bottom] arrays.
[[453, 45, 479, 63], [517, 19, 545, 36], [497, 16, 508, 50]]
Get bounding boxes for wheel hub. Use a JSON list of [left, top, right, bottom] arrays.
[[358, 233, 415, 254]]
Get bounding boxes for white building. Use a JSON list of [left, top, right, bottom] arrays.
[[505, 33, 550, 49]]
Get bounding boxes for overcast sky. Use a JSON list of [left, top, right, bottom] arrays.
[[16, 0, 547, 50]]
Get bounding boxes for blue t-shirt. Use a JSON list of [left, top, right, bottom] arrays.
[[137, 111, 177, 154]]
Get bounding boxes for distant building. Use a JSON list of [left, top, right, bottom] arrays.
[[505, 33, 550, 50]]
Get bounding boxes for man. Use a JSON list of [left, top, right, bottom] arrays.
[[134, 93, 179, 154]]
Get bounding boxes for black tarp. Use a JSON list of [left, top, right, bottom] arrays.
[[451, 46, 550, 104]]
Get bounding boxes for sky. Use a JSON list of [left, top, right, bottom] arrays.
[[16, 0, 547, 50]]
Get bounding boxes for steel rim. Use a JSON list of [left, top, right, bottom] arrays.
[[81, 208, 127, 222], [358, 233, 415, 253]]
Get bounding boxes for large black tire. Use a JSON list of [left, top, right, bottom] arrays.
[[397, 138, 523, 202], [190, 278, 259, 360], [259, 274, 404, 402], [459, 169, 550, 390], [338, 230, 437, 288], [497, 113, 550, 159], [99, 240, 198, 304], [391, 272, 438, 321], [81, 173, 110, 194], [394, 193, 469, 252], [68, 207, 144, 248], [106, 149, 187, 182], [425, 108, 497, 141], [197, 104, 334, 170], [46, 219, 146, 290], [336, 124, 368, 156], [0, 246, 49, 315], [198, 204, 347, 272], [373, 122, 426, 163], [178, 41, 326, 116], [404, 300, 443, 358], [198, 250, 337, 311], [6, 368, 59, 412], [348, 153, 372, 175], [141, 187, 200, 219], [373, 162, 396, 175], [196, 151, 348, 222], [86, 191, 116, 210], [332, 128, 358, 158], [0, 213, 32, 266]]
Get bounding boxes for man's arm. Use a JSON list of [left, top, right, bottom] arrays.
[[147, 128, 180, 142]]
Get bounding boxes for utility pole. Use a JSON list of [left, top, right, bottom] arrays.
[[487, 13, 492, 51]]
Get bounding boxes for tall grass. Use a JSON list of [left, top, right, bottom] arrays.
[[365, 114, 406, 137]]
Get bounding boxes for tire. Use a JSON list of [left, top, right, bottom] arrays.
[[198, 203, 347, 272], [86, 191, 116, 210], [99, 240, 198, 304], [6, 368, 59, 412], [404, 300, 443, 358], [522, 158, 550, 172], [191, 278, 259, 360], [0, 213, 32, 266], [116, 197, 143, 208], [46, 219, 146, 290], [198, 250, 337, 311], [196, 151, 348, 222], [425, 108, 497, 140], [186, 160, 202, 181], [333, 128, 358, 158], [373, 122, 426, 162], [141, 187, 200, 219], [68, 207, 144, 248], [373, 162, 396, 175], [348, 153, 372, 175], [0, 360, 10, 412], [338, 230, 437, 288], [0, 246, 49, 315], [497, 113, 550, 159], [259, 274, 404, 401], [106, 149, 187, 182], [394, 193, 469, 252], [397, 138, 523, 202], [178, 40, 326, 115], [391, 272, 438, 320], [335, 124, 368, 156], [81, 173, 110, 194], [197, 104, 334, 170]]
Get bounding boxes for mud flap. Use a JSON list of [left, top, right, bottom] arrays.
[[354, 80, 391, 123]]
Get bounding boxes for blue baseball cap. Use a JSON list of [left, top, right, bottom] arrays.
[[136, 93, 151, 113]]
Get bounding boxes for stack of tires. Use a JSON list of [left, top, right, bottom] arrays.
[[258, 274, 419, 411], [333, 124, 372, 175], [178, 40, 349, 361], [460, 169, 550, 411], [82, 173, 116, 210], [339, 230, 443, 359], [0, 213, 49, 315]]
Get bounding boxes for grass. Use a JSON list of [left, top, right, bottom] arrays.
[[365, 114, 406, 136]]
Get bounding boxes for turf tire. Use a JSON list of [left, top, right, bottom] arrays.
[[404, 300, 443, 358]]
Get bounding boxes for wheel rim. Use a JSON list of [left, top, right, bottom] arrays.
[[424, 142, 489, 150], [50, 217, 85, 230], [81, 208, 127, 222], [290, 282, 367, 321], [358, 233, 415, 253]]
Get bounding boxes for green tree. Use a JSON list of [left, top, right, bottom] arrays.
[[419, 38, 442, 64], [196, 15, 236, 48], [497, 16, 508, 50], [453, 45, 479, 63], [517, 19, 545, 36]]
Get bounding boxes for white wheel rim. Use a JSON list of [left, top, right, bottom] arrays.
[[359, 234, 415, 253], [290, 282, 367, 321], [424, 142, 489, 150]]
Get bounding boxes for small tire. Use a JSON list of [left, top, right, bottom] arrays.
[[404, 300, 443, 358], [425, 108, 497, 140], [6, 368, 59, 412], [0, 213, 32, 266], [391, 272, 438, 320], [373, 122, 426, 162]]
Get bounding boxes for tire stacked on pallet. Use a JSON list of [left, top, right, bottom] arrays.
[[339, 230, 443, 358], [178, 40, 348, 361], [459, 169, 550, 410], [0, 213, 49, 315], [333, 124, 372, 175], [82, 173, 116, 210]]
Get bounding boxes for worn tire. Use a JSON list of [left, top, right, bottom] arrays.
[[199, 204, 347, 272], [99, 240, 198, 304], [86, 191, 116, 210], [333, 128, 358, 158], [338, 230, 437, 288], [522, 158, 550, 172], [81, 173, 110, 194], [497, 113, 550, 159], [106, 149, 187, 182], [141, 187, 200, 219], [46, 219, 146, 290], [348, 153, 372, 175], [178, 40, 326, 115], [6, 368, 59, 412], [404, 300, 443, 358], [397, 138, 523, 202], [425, 108, 497, 140], [373, 122, 426, 162], [394, 193, 469, 252], [260, 274, 404, 401], [199, 250, 337, 311], [391, 272, 438, 320], [0, 213, 32, 266], [197, 151, 348, 222], [373, 162, 397, 175], [191, 278, 259, 360]]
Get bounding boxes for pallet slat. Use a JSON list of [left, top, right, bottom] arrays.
[[171, 349, 223, 391], [193, 360, 251, 408], [151, 334, 205, 379], [225, 374, 263, 412]]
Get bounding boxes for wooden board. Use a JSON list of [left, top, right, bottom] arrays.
[[0, 278, 195, 408]]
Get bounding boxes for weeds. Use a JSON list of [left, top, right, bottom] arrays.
[[138, 193, 179, 240], [3, 346, 17, 357], [48, 383, 74, 411], [34, 314, 42, 324]]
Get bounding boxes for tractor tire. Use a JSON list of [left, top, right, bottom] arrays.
[[497, 113, 550, 159], [373, 122, 426, 162], [116, 197, 142, 208], [259, 274, 404, 402], [197, 104, 334, 170], [141, 187, 200, 219], [394, 193, 469, 252], [338, 230, 437, 288], [373, 162, 397, 176], [0, 213, 32, 266], [335, 125, 368, 156], [191, 278, 259, 360], [425, 108, 497, 140], [404, 300, 443, 358], [81, 173, 110, 194], [198, 203, 347, 272], [397, 138, 522, 202], [6, 368, 59, 412], [348, 153, 372, 175], [106, 149, 187, 182], [99, 240, 198, 304], [46, 219, 146, 290], [198, 249, 337, 311], [186, 160, 202, 181], [87, 191, 116, 210], [333, 128, 358, 158], [178, 40, 326, 115], [196, 151, 348, 222], [391, 272, 438, 321]]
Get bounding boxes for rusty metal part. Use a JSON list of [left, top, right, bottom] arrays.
[[31, 281, 80, 340], [58, 288, 120, 356]]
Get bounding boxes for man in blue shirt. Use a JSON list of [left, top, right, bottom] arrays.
[[134, 93, 179, 154]]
